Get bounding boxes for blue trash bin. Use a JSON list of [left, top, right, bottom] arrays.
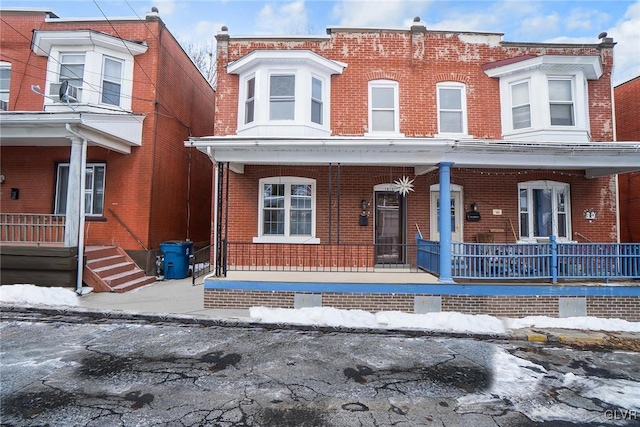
[[160, 241, 193, 279]]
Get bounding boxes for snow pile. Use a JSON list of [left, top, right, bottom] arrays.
[[507, 315, 640, 333], [249, 306, 379, 328], [375, 311, 506, 333], [0, 284, 79, 307]]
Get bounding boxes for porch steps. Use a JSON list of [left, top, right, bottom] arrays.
[[83, 246, 156, 293]]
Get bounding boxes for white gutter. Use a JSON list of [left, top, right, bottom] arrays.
[[66, 123, 87, 295]]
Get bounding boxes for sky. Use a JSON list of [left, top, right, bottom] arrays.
[[2, 0, 639, 86], [2, 283, 639, 424]]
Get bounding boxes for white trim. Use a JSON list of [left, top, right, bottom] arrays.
[[497, 68, 591, 141], [484, 55, 602, 80], [518, 180, 571, 242], [32, 30, 148, 57], [254, 177, 318, 244], [235, 57, 339, 136], [435, 82, 468, 136], [227, 50, 346, 75], [367, 79, 403, 136]]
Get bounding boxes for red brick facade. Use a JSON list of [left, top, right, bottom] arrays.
[[0, 10, 214, 271], [615, 77, 640, 242], [211, 27, 618, 246]]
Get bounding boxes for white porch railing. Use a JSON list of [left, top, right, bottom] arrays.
[[0, 213, 66, 244]]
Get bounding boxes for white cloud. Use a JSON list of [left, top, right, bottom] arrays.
[[332, 0, 429, 28], [256, 1, 309, 35], [519, 12, 560, 37], [152, 0, 177, 17], [608, 0, 640, 85], [564, 7, 611, 32]]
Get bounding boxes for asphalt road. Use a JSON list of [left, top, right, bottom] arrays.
[[1, 310, 639, 427]]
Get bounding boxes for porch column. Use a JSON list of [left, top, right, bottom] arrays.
[[438, 162, 455, 283], [64, 136, 83, 247]]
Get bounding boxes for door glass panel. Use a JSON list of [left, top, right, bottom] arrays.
[[375, 192, 403, 263], [532, 188, 552, 237]]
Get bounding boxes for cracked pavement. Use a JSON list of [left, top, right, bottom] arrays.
[[1, 310, 639, 426]]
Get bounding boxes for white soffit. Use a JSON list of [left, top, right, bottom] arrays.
[[484, 55, 603, 80]]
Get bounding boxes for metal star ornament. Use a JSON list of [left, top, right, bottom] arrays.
[[393, 176, 415, 196]]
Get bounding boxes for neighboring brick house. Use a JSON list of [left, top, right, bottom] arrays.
[[0, 8, 214, 290], [188, 20, 640, 319], [614, 76, 640, 243]]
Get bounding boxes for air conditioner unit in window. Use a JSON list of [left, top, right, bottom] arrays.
[[49, 82, 82, 103], [0, 100, 8, 111]]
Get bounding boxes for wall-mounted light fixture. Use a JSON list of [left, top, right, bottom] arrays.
[[360, 199, 369, 226], [0, 174, 5, 184], [471, 203, 478, 211]]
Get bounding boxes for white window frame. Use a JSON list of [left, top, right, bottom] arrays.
[[518, 180, 571, 242], [548, 77, 575, 126], [55, 163, 106, 217], [33, 30, 146, 111], [367, 79, 402, 136], [230, 50, 344, 137], [254, 177, 320, 244], [269, 73, 296, 121], [0, 61, 10, 110], [436, 82, 468, 136], [510, 80, 531, 130], [244, 75, 256, 124], [485, 55, 600, 142], [101, 56, 123, 106], [311, 75, 323, 125]]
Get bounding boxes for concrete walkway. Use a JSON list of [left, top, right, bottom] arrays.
[[78, 276, 251, 320]]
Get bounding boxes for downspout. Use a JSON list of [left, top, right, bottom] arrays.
[[66, 124, 87, 295]]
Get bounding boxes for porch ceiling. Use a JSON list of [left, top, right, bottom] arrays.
[[186, 136, 640, 178], [0, 111, 145, 154]]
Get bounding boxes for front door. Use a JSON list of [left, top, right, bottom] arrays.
[[430, 188, 463, 242], [375, 191, 404, 264]]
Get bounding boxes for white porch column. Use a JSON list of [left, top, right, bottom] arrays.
[[64, 136, 83, 247]]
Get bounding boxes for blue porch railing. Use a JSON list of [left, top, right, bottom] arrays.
[[417, 235, 640, 282]]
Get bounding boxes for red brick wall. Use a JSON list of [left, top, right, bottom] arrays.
[[211, 29, 618, 246], [614, 77, 640, 242], [204, 290, 640, 321], [0, 11, 214, 251], [223, 165, 617, 244], [215, 30, 613, 141]]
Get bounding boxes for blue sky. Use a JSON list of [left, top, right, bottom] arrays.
[[3, 0, 639, 85]]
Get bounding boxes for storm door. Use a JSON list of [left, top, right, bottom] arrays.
[[374, 191, 405, 264]]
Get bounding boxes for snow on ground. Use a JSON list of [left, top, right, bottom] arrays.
[[0, 284, 78, 307], [1, 284, 639, 334]]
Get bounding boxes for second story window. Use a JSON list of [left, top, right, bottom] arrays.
[[311, 77, 323, 125], [60, 53, 85, 88], [369, 80, 399, 134], [101, 57, 123, 106], [437, 82, 467, 135], [245, 77, 255, 124], [0, 62, 10, 111], [511, 81, 531, 130], [549, 78, 575, 126], [270, 75, 295, 120]]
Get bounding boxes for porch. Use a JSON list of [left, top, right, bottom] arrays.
[[215, 239, 640, 283]]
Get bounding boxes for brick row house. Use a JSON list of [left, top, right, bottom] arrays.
[[0, 8, 214, 291], [615, 76, 640, 243], [188, 20, 640, 320]]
